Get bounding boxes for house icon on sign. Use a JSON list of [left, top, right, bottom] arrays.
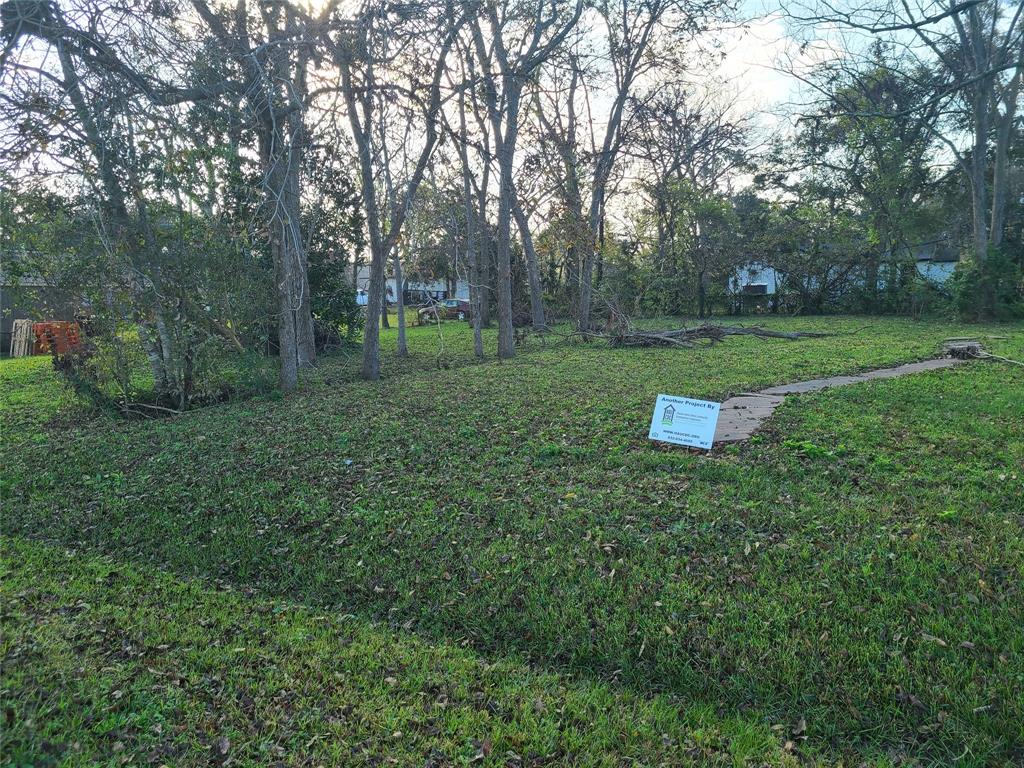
[[661, 404, 675, 426]]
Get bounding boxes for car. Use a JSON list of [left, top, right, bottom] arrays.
[[418, 298, 472, 323]]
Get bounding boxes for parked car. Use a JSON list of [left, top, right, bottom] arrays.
[[418, 298, 472, 323]]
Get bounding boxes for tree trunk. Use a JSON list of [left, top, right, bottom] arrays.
[[478, 241, 492, 327], [393, 249, 408, 356], [380, 281, 391, 329], [575, 19, 650, 331], [362, 251, 385, 379], [566, 244, 580, 299], [344, 71, 388, 380], [578, 167, 608, 330], [970, 88, 991, 266], [697, 270, 707, 318], [964, 8, 992, 274], [512, 193, 546, 329], [968, 82, 995, 316], [468, 220, 486, 357], [261, 5, 315, 389], [470, 164, 492, 329], [465, 223, 485, 359], [492, 81, 522, 359], [137, 324, 170, 394], [261, 118, 315, 390], [495, 146, 516, 357], [578, 227, 598, 330], [471, 262, 485, 359], [275, 264, 300, 392], [990, 61, 1021, 248], [457, 93, 486, 359]]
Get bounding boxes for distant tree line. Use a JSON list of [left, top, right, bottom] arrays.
[[0, 0, 1020, 406]]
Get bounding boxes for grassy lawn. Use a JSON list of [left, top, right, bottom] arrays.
[[2, 316, 1022, 766]]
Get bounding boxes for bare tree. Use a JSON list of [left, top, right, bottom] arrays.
[[632, 83, 750, 314], [511, 182, 547, 328], [331, 0, 464, 380], [447, 46, 488, 357], [526, 0, 731, 329], [466, 0, 584, 357], [188, 0, 341, 390]]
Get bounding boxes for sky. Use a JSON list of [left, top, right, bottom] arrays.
[[700, 0, 846, 131]]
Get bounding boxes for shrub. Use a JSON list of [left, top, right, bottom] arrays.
[[311, 286, 364, 347], [52, 331, 276, 417], [948, 247, 1024, 320], [50, 340, 119, 414]]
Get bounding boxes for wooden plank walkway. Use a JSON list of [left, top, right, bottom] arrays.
[[713, 358, 965, 443]]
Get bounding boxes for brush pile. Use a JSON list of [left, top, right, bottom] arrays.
[[602, 323, 834, 348]]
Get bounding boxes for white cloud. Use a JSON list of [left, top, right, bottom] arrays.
[[690, 12, 846, 131]]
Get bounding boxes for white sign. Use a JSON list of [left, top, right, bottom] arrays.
[[648, 394, 720, 450]]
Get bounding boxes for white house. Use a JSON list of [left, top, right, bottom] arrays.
[[353, 266, 469, 305], [731, 262, 778, 296], [730, 243, 960, 298], [909, 241, 959, 283]]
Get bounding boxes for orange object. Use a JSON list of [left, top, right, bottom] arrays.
[[32, 321, 82, 355]]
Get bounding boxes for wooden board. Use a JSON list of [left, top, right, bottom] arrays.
[[10, 319, 34, 357]]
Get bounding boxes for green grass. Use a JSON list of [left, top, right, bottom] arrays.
[[2, 316, 1023, 766], [0, 538, 793, 767]]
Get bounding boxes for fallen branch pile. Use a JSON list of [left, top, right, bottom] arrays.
[[602, 323, 835, 348]]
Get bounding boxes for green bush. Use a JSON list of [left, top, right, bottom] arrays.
[[948, 247, 1024, 320], [311, 283, 364, 345], [52, 331, 276, 416]]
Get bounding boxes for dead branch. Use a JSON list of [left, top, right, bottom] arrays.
[[603, 323, 835, 348], [520, 320, 838, 349]]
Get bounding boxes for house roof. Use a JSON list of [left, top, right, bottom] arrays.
[[909, 241, 959, 263]]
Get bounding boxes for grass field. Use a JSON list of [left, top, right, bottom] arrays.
[[2, 316, 1023, 767]]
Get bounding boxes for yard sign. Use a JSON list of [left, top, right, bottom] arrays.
[[648, 395, 720, 450]]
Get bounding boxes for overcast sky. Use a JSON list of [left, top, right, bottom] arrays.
[[703, 0, 846, 129]]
